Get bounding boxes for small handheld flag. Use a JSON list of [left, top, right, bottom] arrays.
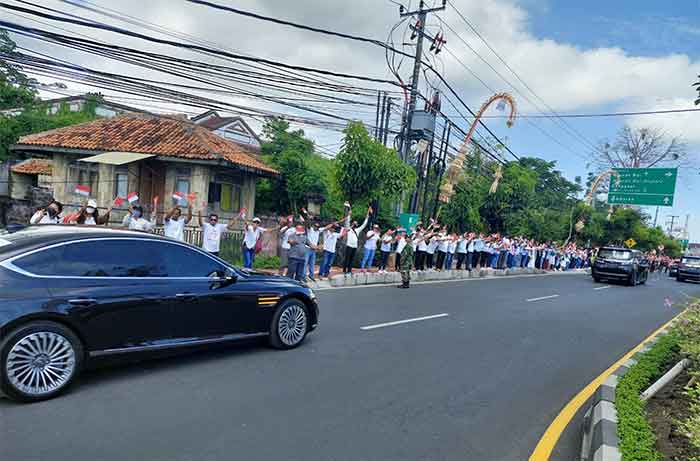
[[186, 192, 197, 202], [172, 192, 184, 203], [74, 184, 90, 197], [239, 207, 247, 219], [127, 192, 139, 204], [113, 197, 125, 207]]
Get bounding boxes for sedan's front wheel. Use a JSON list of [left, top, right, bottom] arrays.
[[1, 321, 83, 402], [269, 299, 309, 350]]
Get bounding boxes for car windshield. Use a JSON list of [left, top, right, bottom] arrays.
[[598, 249, 632, 260], [682, 257, 700, 267]]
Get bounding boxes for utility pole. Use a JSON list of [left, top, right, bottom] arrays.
[[653, 206, 659, 227], [398, 0, 446, 213], [667, 215, 679, 237], [382, 97, 392, 146]]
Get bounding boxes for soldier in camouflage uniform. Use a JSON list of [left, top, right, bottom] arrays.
[[396, 228, 414, 289]]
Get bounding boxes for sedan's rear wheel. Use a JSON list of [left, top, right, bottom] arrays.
[[269, 299, 309, 350], [1, 321, 83, 402]]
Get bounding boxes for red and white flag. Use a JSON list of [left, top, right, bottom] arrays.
[[113, 197, 125, 207], [74, 184, 90, 197], [172, 191, 184, 202], [127, 192, 139, 204], [239, 207, 247, 219], [187, 192, 197, 202]]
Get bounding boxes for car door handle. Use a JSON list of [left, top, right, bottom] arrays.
[[175, 293, 196, 301], [68, 298, 97, 307]]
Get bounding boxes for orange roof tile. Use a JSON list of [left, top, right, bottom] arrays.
[[16, 114, 278, 176], [11, 158, 53, 175]]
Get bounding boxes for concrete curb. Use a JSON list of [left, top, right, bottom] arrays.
[[579, 330, 672, 461], [306, 267, 589, 290]]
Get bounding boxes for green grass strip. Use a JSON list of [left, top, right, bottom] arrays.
[[616, 331, 680, 461]]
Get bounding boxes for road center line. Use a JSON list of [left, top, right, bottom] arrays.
[[360, 313, 449, 331], [593, 285, 612, 290], [526, 294, 559, 302]]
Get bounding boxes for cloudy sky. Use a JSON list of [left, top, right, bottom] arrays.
[[4, 0, 700, 237]]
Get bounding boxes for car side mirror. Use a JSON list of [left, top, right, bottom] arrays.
[[223, 267, 238, 284]]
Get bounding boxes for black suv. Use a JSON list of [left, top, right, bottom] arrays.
[[677, 255, 700, 282], [592, 246, 649, 286]]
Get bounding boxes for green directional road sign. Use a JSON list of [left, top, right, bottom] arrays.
[[399, 213, 420, 235], [679, 239, 689, 249], [607, 167, 677, 206]]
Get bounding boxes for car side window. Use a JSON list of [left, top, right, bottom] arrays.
[[158, 245, 227, 278], [13, 239, 225, 277], [15, 240, 169, 277]]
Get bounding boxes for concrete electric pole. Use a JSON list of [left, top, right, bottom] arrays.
[[397, 0, 446, 213]]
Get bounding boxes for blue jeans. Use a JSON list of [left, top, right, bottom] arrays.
[[305, 249, 316, 279], [319, 250, 335, 277], [360, 248, 376, 269], [490, 253, 498, 268], [243, 247, 255, 268], [445, 253, 454, 270]]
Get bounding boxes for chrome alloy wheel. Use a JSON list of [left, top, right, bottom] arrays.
[[6, 332, 76, 396], [277, 304, 307, 347]]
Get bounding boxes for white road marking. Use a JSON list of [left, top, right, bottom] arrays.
[[360, 313, 449, 331], [526, 294, 559, 302], [593, 285, 612, 291]]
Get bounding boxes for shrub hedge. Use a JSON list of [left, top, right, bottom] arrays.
[[616, 331, 680, 461]]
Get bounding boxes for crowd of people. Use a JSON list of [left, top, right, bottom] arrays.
[[29, 198, 595, 289]]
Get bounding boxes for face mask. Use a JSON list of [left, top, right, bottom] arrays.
[[47, 207, 58, 218], [132, 210, 142, 218], [86, 207, 95, 214]]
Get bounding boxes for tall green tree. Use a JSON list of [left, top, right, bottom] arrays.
[[1, 29, 36, 110], [255, 118, 328, 214], [335, 121, 415, 203]]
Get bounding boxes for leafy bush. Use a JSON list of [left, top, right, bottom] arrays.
[[253, 255, 280, 270], [678, 381, 700, 455], [676, 303, 700, 375], [616, 332, 680, 461]]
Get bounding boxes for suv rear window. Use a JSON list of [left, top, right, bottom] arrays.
[[681, 257, 700, 267], [598, 249, 632, 260]]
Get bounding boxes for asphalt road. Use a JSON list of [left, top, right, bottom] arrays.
[[0, 271, 691, 461]]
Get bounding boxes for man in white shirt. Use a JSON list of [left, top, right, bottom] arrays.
[[242, 217, 268, 268], [30, 200, 63, 225], [436, 230, 449, 271], [197, 211, 237, 257], [122, 205, 155, 232], [163, 206, 192, 241], [360, 224, 381, 272], [318, 221, 343, 280], [341, 206, 371, 274], [304, 221, 321, 281], [278, 217, 296, 276], [446, 234, 457, 270]]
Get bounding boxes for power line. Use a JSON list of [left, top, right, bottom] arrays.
[[443, 1, 603, 155], [445, 107, 700, 118]]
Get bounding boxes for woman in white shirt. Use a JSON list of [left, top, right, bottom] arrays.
[[29, 200, 63, 225], [377, 229, 395, 273], [122, 205, 156, 232], [242, 217, 268, 269], [426, 235, 439, 270], [435, 229, 449, 271], [446, 234, 457, 270]]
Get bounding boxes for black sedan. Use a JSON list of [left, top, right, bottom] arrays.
[[677, 256, 700, 282], [0, 226, 318, 402]]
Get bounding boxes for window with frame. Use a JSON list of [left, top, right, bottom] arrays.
[[68, 161, 99, 197], [115, 170, 128, 200], [209, 174, 242, 212], [175, 167, 191, 207]]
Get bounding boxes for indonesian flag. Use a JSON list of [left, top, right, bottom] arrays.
[[172, 191, 184, 203], [127, 192, 139, 204], [113, 197, 125, 207], [74, 184, 90, 197], [186, 192, 197, 202], [239, 207, 247, 219]]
